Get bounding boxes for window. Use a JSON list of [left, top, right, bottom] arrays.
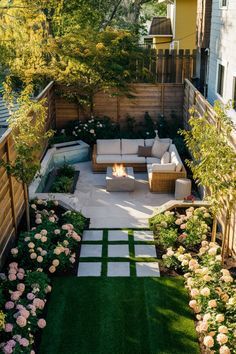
[[170, 41, 179, 52], [233, 77, 236, 110], [220, 0, 228, 8], [217, 63, 225, 97]]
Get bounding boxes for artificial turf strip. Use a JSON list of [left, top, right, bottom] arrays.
[[39, 277, 200, 354]]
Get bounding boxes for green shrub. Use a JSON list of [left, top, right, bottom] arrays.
[[57, 163, 75, 178], [51, 176, 73, 193], [149, 211, 176, 231], [156, 228, 178, 249], [61, 210, 88, 232]]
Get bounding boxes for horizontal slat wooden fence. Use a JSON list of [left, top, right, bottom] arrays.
[[183, 79, 236, 257], [134, 49, 197, 84], [56, 83, 184, 128], [0, 82, 56, 268]]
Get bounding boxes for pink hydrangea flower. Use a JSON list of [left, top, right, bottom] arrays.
[[17, 272, 24, 280], [27, 293, 35, 300], [20, 309, 30, 319], [16, 316, 27, 327], [19, 338, 29, 347], [9, 262, 18, 269], [8, 274, 17, 281], [37, 318, 46, 328], [4, 323, 13, 332], [17, 283, 25, 293], [11, 291, 22, 301], [5, 301, 14, 310], [33, 298, 45, 310]]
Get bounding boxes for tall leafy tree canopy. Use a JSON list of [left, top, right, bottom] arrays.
[[0, 0, 166, 102]]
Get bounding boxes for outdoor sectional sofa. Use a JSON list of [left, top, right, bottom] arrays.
[[92, 138, 187, 193]]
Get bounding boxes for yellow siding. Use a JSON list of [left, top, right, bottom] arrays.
[[153, 36, 173, 50], [175, 0, 197, 50]]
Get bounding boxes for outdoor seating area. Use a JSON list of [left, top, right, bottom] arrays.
[[0, 1, 236, 354]]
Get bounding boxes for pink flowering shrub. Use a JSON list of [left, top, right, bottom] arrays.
[[149, 207, 212, 250], [162, 241, 236, 353], [11, 199, 87, 275], [0, 267, 50, 354], [0, 199, 87, 353]]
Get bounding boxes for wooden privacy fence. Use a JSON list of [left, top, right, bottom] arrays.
[[0, 82, 56, 268], [133, 49, 197, 84], [56, 83, 184, 128], [183, 79, 236, 257]]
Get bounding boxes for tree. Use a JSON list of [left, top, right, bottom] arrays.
[[181, 101, 236, 259], [0, 92, 52, 230]]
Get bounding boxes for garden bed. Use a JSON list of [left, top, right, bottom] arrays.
[[0, 198, 89, 353], [43, 169, 80, 194]]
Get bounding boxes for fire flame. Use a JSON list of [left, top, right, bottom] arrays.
[[112, 164, 127, 177]]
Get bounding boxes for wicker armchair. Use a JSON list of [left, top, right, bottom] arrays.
[[148, 167, 187, 193]]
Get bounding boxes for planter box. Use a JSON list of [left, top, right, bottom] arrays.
[[43, 169, 80, 194]]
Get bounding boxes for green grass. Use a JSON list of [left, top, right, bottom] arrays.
[[39, 276, 199, 354]]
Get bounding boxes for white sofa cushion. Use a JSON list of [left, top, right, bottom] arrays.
[[152, 139, 170, 159], [97, 139, 121, 155], [169, 144, 183, 172], [152, 162, 176, 172], [121, 155, 146, 163], [146, 157, 161, 164], [97, 155, 122, 163], [161, 151, 170, 164], [121, 139, 144, 155], [145, 138, 172, 147], [145, 138, 155, 147]]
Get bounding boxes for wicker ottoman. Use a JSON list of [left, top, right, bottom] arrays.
[[175, 178, 192, 200]]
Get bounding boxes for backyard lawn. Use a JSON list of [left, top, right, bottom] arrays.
[[39, 276, 199, 354]]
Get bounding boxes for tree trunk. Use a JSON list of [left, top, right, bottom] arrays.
[[23, 183, 31, 232], [211, 216, 217, 242], [221, 209, 231, 263]]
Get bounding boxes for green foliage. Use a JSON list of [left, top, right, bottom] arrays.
[[51, 175, 73, 193], [0, 96, 53, 185], [180, 101, 236, 215], [149, 211, 176, 231], [157, 228, 178, 249], [57, 163, 75, 178], [150, 207, 212, 251], [61, 210, 88, 232]]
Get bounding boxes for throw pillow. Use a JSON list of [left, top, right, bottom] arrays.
[[152, 162, 176, 172], [161, 151, 170, 164], [138, 145, 152, 157], [151, 139, 170, 159]]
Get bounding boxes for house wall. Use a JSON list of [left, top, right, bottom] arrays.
[[207, 0, 236, 123], [152, 36, 173, 49], [174, 0, 197, 50]]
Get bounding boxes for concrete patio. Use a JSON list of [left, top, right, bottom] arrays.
[[36, 161, 173, 228]]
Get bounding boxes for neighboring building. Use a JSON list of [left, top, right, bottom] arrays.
[[207, 0, 236, 122], [195, 0, 212, 94], [144, 0, 197, 51], [144, 17, 173, 49]]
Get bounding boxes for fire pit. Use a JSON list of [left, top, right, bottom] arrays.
[[106, 165, 135, 192]]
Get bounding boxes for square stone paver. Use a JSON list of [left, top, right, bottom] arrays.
[[136, 262, 160, 277], [133, 230, 154, 242], [108, 245, 130, 258], [107, 262, 130, 276], [134, 244, 156, 258], [77, 262, 102, 277], [108, 230, 129, 242], [80, 244, 102, 258], [83, 230, 103, 241]]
